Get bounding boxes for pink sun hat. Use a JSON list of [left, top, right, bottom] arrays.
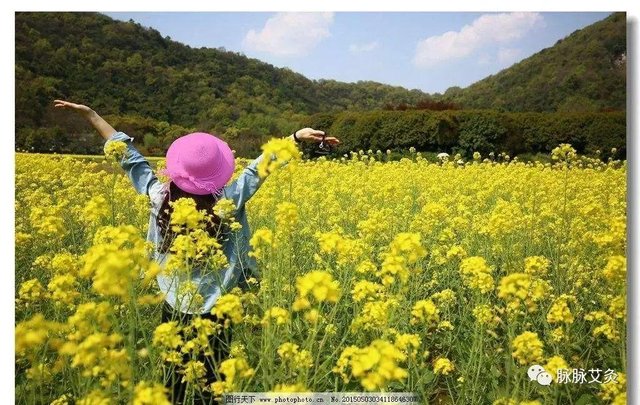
[[162, 132, 235, 195]]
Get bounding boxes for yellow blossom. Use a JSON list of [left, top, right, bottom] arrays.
[[211, 357, 255, 396], [212, 293, 244, 326], [295, 270, 341, 304], [511, 331, 544, 365], [18, 278, 48, 303], [133, 381, 171, 405], [153, 321, 183, 349], [599, 372, 625, 402], [410, 299, 440, 326], [524, 256, 551, 276], [603, 255, 626, 283], [82, 195, 110, 225], [249, 228, 274, 258], [544, 356, 569, 382], [459, 257, 494, 293], [498, 273, 550, 313], [213, 198, 237, 220], [272, 383, 308, 392], [546, 295, 576, 324], [261, 307, 290, 326], [333, 340, 408, 391], [169, 198, 207, 232], [472, 304, 499, 328], [434, 357, 455, 375], [103, 140, 128, 160], [257, 137, 301, 178], [351, 299, 398, 332], [77, 389, 112, 405], [351, 280, 384, 302]]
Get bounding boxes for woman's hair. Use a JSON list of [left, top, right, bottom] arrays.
[[156, 181, 224, 253]]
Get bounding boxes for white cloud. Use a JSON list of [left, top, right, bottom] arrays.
[[497, 47, 523, 65], [243, 12, 334, 57], [349, 41, 379, 53], [413, 12, 543, 68], [478, 53, 491, 65]]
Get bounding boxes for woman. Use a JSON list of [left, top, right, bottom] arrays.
[[53, 99, 339, 404]]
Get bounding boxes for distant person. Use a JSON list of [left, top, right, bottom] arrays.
[[53, 99, 340, 404]]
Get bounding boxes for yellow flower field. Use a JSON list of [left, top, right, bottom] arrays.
[[15, 144, 626, 404]]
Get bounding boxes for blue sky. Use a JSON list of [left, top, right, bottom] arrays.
[[104, 12, 612, 94]]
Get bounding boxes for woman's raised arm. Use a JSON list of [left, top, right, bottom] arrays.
[[225, 128, 340, 209], [53, 99, 160, 197], [53, 99, 117, 140]]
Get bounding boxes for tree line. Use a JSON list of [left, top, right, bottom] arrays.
[[301, 109, 626, 159], [15, 12, 626, 158]]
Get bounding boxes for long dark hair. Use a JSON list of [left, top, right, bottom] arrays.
[[156, 181, 224, 254]]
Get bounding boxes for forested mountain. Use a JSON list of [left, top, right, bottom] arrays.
[[440, 12, 626, 112], [15, 12, 428, 155], [15, 12, 626, 156]]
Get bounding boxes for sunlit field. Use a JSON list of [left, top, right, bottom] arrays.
[[15, 144, 626, 404]]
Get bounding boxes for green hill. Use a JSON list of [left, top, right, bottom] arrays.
[[15, 12, 626, 156], [440, 12, 626, 112], [15, 12, 428, 154]]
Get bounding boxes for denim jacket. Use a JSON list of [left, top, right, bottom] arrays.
[[106, 131, 266, 314]]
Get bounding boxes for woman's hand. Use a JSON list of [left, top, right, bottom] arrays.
[[294, 128, 340, 145], [53, 99, 116, 140], [53, 99, 93, 117]]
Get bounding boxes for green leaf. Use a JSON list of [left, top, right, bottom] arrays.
[[574, 393, 598, 405]]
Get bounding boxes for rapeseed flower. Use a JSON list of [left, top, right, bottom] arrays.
[[16, 314, 65, 357], [257, 137, 301, 178], [351, 280, 384, 302], [472, 305, 499, 328], [212, 293, 244, 326], [524, 256, 551, 276], [210, 357, 255, 396], [14, 144, 627, 402], [544, 356, 569, 382], [275, 202, 299, 233], [277, 342, 313, 369], [333, 340, 408, 391], [181, 360, 206, 383], [431, 289, 457, 306], [295, 270, 341, 305], [546, 295, 576, 324], [272, 383, 308, 392], [82, 195, 110, 225], [261, 307, 290, 326], [410, 299, 440, 326], [153, 321, 183, 349], [498, 273, 550, 313], [249, 228, 274, 258], [551, 143, 577, 163], [213, 198, 237, 220], [103, 140, 128, 160], [393, 332, 421, 355], [378, 232, 426, 286], [18, 278, 47, 304], [511, 331, 544, 365], [459, 257, 494, 294], [133, 381, 171, 405], [47, 274, 80, 305], [351, 299, 398, 332], [599, 372, 625, 403], [169, 198, 207, 232], [434, 357, 455, 375], [49, 252, 80, 275], [81, 225, 158, 298], [603, 255, 626, 283], [77, 389, 112, 405], [584, 311, 620, 341]]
